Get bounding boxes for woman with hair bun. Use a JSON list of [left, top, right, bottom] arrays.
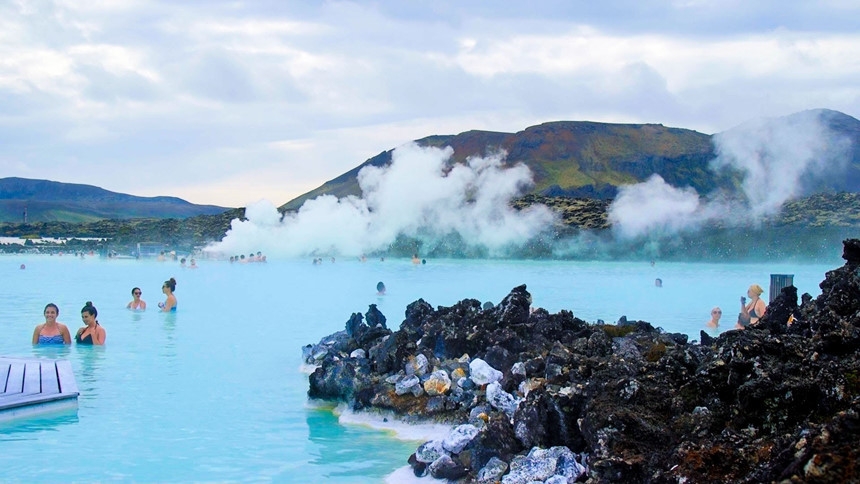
[[159, 277, 177, 312], [76, 301, 106, 345], [737, 284, 767, 328]]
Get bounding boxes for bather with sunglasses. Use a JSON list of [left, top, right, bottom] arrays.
[[706, 307, 722, 329], [127, 287, 146, 310]]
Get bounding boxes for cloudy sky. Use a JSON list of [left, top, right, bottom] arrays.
[[1, 0, 858, 207]]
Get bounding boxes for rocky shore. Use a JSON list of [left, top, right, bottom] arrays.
[[303, 240, 860, 483]]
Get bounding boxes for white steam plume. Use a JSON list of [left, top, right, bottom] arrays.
[[711, 110, 851, 218], [208, 143, 556, 257], [608, 175, 706, 238], [608, 110, 851, 239]]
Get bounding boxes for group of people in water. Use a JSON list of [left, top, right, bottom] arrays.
[[126, 277, 178, 312], [706, 284, 768, 331], [32, 302, 105, 346], [229, 252, 266, 263], [32, 277, 178, 346]]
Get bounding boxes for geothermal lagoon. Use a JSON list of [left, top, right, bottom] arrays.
[[0, 253, 838, 482]]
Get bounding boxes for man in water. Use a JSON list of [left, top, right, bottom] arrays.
[[707, 307, 721, 329]]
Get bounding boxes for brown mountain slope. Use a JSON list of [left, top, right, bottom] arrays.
[[280, 121, 718, 211], [281, 109, 860, 212]]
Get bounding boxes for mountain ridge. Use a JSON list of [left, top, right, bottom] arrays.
[[0, 177, 232, 223], [281, 108, 859, 211]]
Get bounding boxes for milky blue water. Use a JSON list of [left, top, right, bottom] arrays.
[[0, 253, 840, 482]]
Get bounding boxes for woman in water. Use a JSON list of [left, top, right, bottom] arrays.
[[739, 284, 767, 327], [127, 287, 146, 310], [32, 303, 71, 345], [75, 301, 106, 345], [159, 277, 177, 312]]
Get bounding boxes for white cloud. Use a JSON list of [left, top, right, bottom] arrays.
[[0, 0, 856, 209], [453, 29, 860, 95]]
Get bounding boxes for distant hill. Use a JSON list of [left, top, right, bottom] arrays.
[[281, 109, 860, 211], [0, 177, 232, 223]]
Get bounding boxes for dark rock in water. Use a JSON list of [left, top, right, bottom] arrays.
[[497, 284, 530, 327], [412, 462, 427, 477], [843, 238, 860, 264], [356, 324, 391, 348], [428, 454, 467, 480], [304, 239, 860, 483], [344, 312, 363, 339], [344, 308, 393, 348], [365, 303, 387, 329], [308, 356, 370, 402]]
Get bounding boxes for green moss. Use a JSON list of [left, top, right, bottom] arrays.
[[535, 161, 592, 189], [601, 324, 637, 338], [846, 370, 860, 396], [645, 342, 667, 362]]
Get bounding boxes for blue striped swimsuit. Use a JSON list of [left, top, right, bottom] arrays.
[[38, 334, 65, 344]]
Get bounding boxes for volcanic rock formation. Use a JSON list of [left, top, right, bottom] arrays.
[[304, 240, 860, 483]]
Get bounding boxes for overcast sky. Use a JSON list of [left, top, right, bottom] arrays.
[[1, 0, 858, 207]]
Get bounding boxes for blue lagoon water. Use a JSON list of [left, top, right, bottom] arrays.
[[0, 254, 839, 482]]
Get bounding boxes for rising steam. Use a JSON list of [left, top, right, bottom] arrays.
[[608, 110, 852, 239], [208, 143, 556, 257]]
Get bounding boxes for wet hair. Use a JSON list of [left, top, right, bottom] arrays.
[[131, 287, 141, 295], [749, 284, 764, 296], [81, 301, 97, 318], [376, 281, 385, 292], [164, 277, 177, 292], [44, 303, 59, 315]]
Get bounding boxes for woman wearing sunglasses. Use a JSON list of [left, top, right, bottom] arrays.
[[127, 287, 146, 310], [706, 307, 722, 329]]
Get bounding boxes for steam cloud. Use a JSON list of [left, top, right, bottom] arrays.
[[208, 143, 556, 257], [609, 110, 852, 238], [210, 111, 851, 258]]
